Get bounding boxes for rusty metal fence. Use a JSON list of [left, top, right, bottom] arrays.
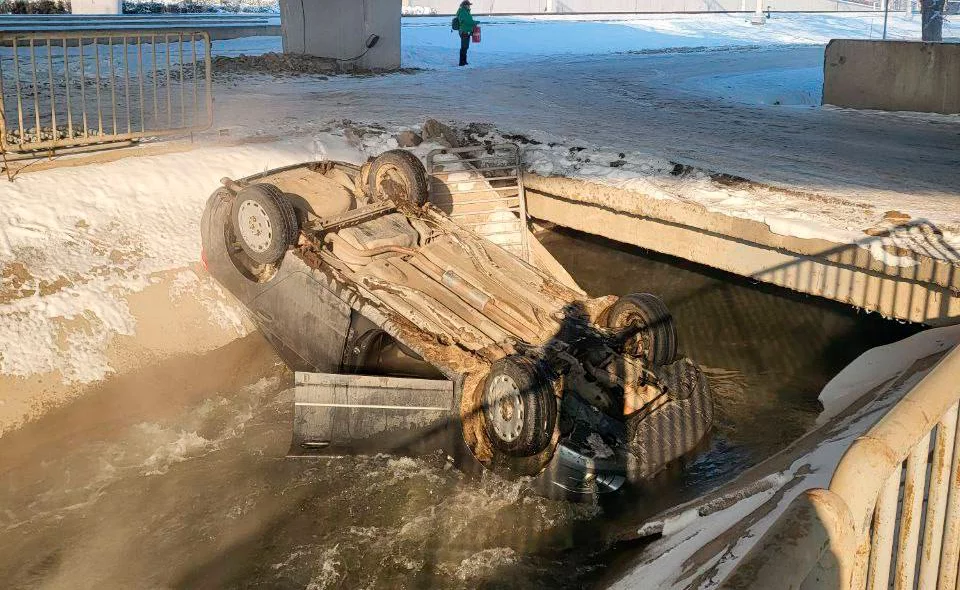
[[721, 342, 960, 589], [0, 30, 213, 156], [426, 144, 531, 263]]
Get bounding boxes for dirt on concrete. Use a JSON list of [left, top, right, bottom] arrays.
[[212, 53, 422, 78], [212, 52, 339, 77]]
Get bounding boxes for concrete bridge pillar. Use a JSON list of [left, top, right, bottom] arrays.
[[278, 0, 401, 70]]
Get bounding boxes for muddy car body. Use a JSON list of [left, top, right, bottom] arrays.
[[201, 147, 713, 498]]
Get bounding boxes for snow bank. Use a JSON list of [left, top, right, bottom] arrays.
[[0, 138, 318, 383], [817, 324, 960, 424]]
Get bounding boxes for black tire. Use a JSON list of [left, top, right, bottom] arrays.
[[626, 357, 713, 480], [605, 293, 678, 366], [368, 149, 428, 206], [482, 355, 557, 457], [231, 183, 299, 266], [651, 356, 709, 402]]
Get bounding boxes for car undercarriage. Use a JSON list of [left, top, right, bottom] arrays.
[[200, 146, 713, 498]]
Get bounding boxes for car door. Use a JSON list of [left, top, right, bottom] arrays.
[[289, 372, 458, 457], [249, 256, 352, 373]]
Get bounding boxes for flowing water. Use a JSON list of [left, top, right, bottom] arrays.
[[0, 228, 919, 589]]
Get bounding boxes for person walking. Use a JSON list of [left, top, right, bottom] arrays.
[[455, 1, 476, 66]]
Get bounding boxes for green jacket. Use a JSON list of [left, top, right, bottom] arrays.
[[456, 6, 476, 35]]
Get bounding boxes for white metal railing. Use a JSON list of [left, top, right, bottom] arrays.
[[0, 30, 213, 157], [721, 343, 960, 589]]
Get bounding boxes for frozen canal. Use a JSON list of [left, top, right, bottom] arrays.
[[0, 229, 917, 589]]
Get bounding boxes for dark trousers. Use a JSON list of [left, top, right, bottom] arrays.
[[459, 33, 470, 66]]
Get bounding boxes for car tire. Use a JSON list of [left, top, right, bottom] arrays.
[[368, 149, 429, 206], [482, 355, 557, 457], [231, 183, 299, 266], [651, 356, 709, 402], [626, 357, 713, 480], [605, 293, 678, 366]]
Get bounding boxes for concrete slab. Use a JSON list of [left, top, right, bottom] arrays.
[[523, 174, 960, 325], [823, 39, 960, 114]]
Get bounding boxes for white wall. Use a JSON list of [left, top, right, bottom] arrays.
[[71, 0, 121, 14], [411, 0, 875, 11], [279, 0, 401, 69]]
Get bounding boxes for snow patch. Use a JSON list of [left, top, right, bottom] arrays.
[[0, 138, 318, 382], [817, 324, 960, 425]]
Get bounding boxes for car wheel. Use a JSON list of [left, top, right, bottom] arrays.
[[651, 356, 709, 402], [482, 355, 557, 457], [368, 150, 428, 206], [231, 183, 299, 266], [627, 357, 713, 480], [605, 293, 678, 366]]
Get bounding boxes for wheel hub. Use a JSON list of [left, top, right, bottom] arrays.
[[619, 313, 649, 357], [486, 374, 524, 443], [375, 165, 411, 200], [237, 199, 273, 253]]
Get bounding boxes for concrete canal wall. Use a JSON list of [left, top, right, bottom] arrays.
[[523, 174, 960, 326], [823, 40, 960, 115]]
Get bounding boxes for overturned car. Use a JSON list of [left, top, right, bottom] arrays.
[[200, 145, 713, 498]]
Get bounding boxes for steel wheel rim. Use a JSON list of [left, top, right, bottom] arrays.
[[486, 374, 524, 443], [237, 199, 273, 253]]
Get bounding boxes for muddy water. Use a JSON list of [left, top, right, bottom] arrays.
[[0, 230, 918, 590]]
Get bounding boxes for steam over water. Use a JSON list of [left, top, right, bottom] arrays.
[[0, 229, 917, 589]]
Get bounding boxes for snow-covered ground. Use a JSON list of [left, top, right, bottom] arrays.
[[212, 12, 959, 69], [1, 12, 959, 589]]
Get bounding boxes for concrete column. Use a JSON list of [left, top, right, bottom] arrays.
[[751, 0, 767, 24], [278, 0, 401, 70], [71, 0, 121, 14]]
